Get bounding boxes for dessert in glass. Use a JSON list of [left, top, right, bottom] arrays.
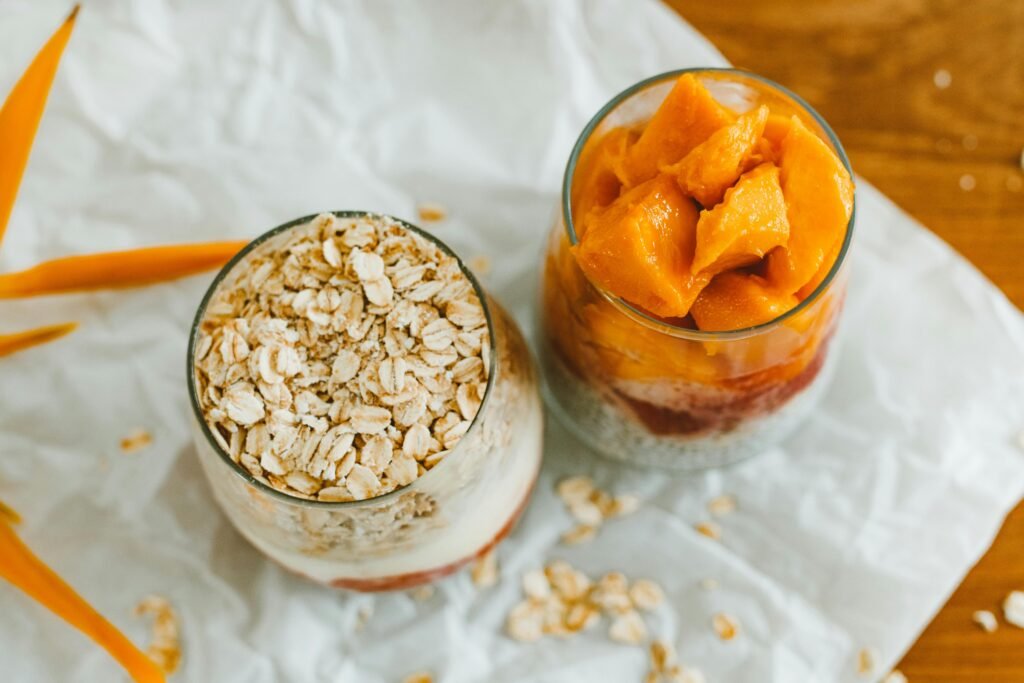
[[188, 212, 543, 590], [541, 69, 855, 469]]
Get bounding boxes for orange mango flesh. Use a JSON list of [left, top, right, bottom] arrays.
[[570, 127, 633, 232], [765, 116, 854, 293], [0, 517, 166, 682], [692, 162, 789, 277], [666, 105, 769, 208], [620, 74, 734, 186], [691, 272, 799, 332], [573, 175, 708, 318]]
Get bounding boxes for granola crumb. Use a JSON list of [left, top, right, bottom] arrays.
[[410, 585, 435, 601], [120, 428, 153, 454], [882, 671, 908, 683], [973, 609, 998, 633], [856, 647, 877, 676], [707, 494, 736, 517], [417, 203, 447, 223], [711, 612, 739, 641], [1003, 590, 1024, 628], [694, 521, 721, 540], [468, 254, 492, 276], [932, 68, 951, 90], [959, 174, 976, 192], [134, 595, 181, 674], [403, 673, 433, 683], [698, 578, 719, 591], [471, 549, 499, 588]]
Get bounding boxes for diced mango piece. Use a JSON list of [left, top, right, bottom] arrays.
[[691, 272, 798, 332], [666, 105, 769, 208], [762, 113, 793, 149], [620, 74, 733, 186], [574, 175, 709, 318], [692, 163, 789, 276], [795, 235, 843, 300], [570, 127, 634, 233], [765, 116, 854, 293]]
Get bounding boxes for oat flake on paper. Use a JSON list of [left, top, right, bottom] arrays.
[[1, 1, 1024, 682]]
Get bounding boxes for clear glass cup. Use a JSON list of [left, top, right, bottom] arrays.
[[188, 212, 543, 591], [540, 69, 855, 470]]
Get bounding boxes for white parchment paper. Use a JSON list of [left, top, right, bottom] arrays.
[[1, 1, 1022, 681]]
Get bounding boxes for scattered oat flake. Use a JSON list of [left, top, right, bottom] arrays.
[[707, 494, 736, 517], [355, 604, 373, 631], [973, 609, 998, 633], [666, 665, 707, 683], [561, 523, 597, 545], [649, 638, 676, 673], [410, 585, 434, 601], [471, 549, 499, 588], [403, 673, 433, 683], [959, 174, 976, 191], [694, 521, 721, 540], [120, 428, 153, 454], [933, 69, 951, 89], [417, 202, 447, 222], [856, 647, 877, 676], [712, 612, 739, 641], [882, 671, 908, 683], [1003, 590, 1024, 628], [699, 578, 719, 591], [468, 254, 492, 275], [629, 579, 665, 611], [608, 609, 647, 644], [134, 596, 181, 675], [0, 499, 20, 525], [962, 133, 978, 151]]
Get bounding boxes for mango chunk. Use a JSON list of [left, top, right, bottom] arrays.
[[667, 105, 769, 208], [574, 175, 709, 318], [621, 74, 733, 186], [691, 272, 799, 332], [765, 116, 854, 293], [692, 163, 789, 276], [570, 127, 634, 233]]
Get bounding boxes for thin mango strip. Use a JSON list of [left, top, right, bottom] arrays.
[[0, 517, 166, 683], [0, 6, 79, 246], [0, 321, 77, 357], [0, 240, 248, 298]]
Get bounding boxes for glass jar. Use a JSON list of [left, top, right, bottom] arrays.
[[540, 69, 855, 470], [188, 212, 543, 591]]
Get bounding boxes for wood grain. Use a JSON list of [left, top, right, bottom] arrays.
[[663, 0, 1024, 679]]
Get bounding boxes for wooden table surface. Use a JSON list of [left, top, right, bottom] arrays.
[[665, 0, 1024, 679]]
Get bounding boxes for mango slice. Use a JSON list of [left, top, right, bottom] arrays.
[[574, 175, 709, 318], [692, 163, 789, 276], [570, 127, 634, 233], [666, 105, 769, 208], [691, 272, 798, 332], [765, 116, 854, 293], [620, 74, 733, 186]]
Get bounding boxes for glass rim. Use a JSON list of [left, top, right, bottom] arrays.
[[185, 210, 499, 510], [561, 66, 857, 341]]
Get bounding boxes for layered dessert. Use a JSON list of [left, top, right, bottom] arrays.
[[190, 212, 542, 590], [542, 70, 854, 468]]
